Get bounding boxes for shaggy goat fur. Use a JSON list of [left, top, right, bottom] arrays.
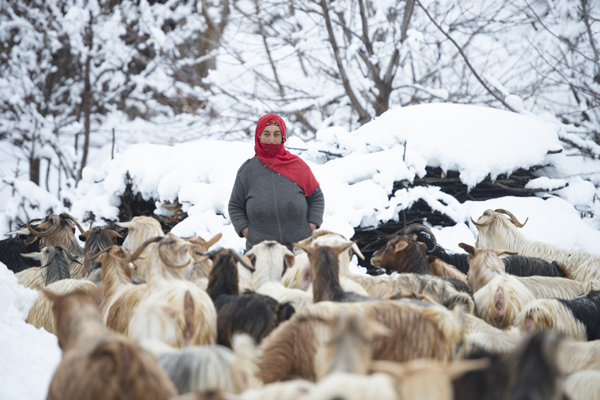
[[77, 225, 123, 282], [562, 370, 600, 400], [282, 230, 368, 296], [133, 236, 218, 347], [99, 246, 149, 335], [16, 245, 78, 290], [295, 241, 376, 303], [346, 272, 475, 313], [453, 332, 566, 400], [25, 213, 85, 269], [26, 278, 97, 334], [229, 380, 315, 400], [314, 311, 390, 380], [473, 275, 538, 328], [462, 313, 522, 354], [206, 248, 295, 348], [129, 302, 260, 394], [43, 289, 177, 400], [259, 300, 466, 383], [461, 243, 587, 298], [371, 358, 489, 400], [427, 255, 469, 284], [247, 240, 313, 311], [116, 216, 164, 280], [516, 291, 600, 340], [473, 208, 600, 282], [302, 372, 399, 400], [186, 233, 222, 285], [556, 340, 600, 374]]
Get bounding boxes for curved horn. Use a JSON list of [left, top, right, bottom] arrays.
[[158, 240, 191, 269], [59, 213, 86, 234], [470, 216, 486, 227], [27, 214, 60, 237], [494, 209, 528, 228], [89, 245, 118, 262], [4, 226, 31, 236], [127, 236, 163, 263], [231, 250, 256, 273], [402, 224, 437, 253], [54, 245, 82, 264]]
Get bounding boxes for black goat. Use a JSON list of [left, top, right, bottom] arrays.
[[453, 332, 566, 400], [0, 235, 41, 273], [206, 249, 295, 348]]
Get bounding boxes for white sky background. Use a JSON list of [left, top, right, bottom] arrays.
[[3, 102, 600, 399]]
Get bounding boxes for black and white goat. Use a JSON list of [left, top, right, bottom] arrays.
[[205, 248, 295, 348], [516, 290, 600, 341]]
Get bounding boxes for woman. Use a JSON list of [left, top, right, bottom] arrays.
[[228, 113, 325, 251]]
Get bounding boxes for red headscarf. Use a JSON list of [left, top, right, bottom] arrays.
[[254, 113, 320, 197]]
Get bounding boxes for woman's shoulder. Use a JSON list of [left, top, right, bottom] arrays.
[[236, 156, 259, 175]]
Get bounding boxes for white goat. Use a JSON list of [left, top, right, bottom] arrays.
[[129, 302, 261, 394], [246, 240, 313, 311], [472, 208, 600, 282], [116, 216, 164, 280]]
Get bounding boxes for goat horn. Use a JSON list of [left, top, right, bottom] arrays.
[[158, 240, 191, 269], [231, 250, 255, 273], [4, 227, 31, 236], [46, 246, 56, 265], [470, 216, 484, 227], [401, 224, 437, 253], [494, 209, 528, 228], [27, 214, 60, 237], [54, 245, 82, 264], [59, 213, 86, 234], [127, 236, 163, 263]]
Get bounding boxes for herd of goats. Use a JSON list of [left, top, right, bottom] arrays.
[[3, 208, 600, 399]]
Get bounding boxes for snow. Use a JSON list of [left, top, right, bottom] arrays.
[[3, 101, 600, 398]]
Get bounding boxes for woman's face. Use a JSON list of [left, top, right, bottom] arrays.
[[260, 124, 283, 144]]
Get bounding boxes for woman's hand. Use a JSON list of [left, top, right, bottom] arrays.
[[309, 223, 316, 232], [242, 227, 248, 238]]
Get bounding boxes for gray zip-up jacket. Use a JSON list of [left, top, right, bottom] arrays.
[[228, 156, 325, 250]]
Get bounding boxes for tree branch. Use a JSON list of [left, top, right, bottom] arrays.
[[415, 0, 519, 113], [320, 0, 370, 123]]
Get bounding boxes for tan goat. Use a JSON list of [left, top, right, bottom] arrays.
[[43, 288, 177, 400]]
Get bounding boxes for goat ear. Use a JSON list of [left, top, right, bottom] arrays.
[[446, 359, 490, 379], [393, 240, 409, 253], [493, 286, 506, 328], [333, 240, 355, 255], [458, 242, 475, 255], [294, 241, 313, 255], [79, 231, 91, 242], [284, 251, 295, 269], [40, 288, 60, 303], [301, 263, 312, 291], [205, 233, 223, 250]]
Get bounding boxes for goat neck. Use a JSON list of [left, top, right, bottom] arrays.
[[44, 289, 108, 351], [99, 247, 136, 300], [207, 250, 240, 298], [308, 246, 345, 303]]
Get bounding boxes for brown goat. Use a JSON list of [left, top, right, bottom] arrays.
[[259, 300, 466, 383], [43, 288, 177, 400]]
